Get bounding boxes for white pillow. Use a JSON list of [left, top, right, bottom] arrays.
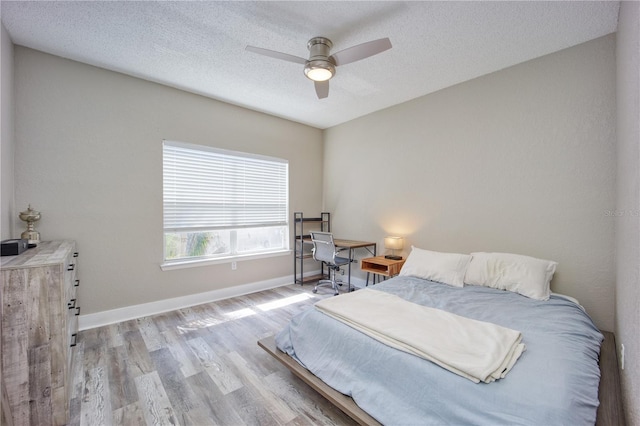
[[399, 246, 471, 287], [464, 252, 558, 300]]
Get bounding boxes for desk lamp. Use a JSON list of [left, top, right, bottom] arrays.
[[384, 236, 404, 260]]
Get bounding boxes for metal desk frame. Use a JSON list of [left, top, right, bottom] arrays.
[[332, 239, 376, 292]]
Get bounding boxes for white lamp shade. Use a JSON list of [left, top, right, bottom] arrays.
[[384, 236, 404, 250]]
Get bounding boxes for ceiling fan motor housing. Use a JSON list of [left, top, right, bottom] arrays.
[[304, 37, 336, 81]]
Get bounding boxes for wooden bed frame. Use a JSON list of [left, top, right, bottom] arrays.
[[258, 330, 624, 426]]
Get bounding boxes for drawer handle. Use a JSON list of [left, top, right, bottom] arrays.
[[74, 279, 80, 287], [70, 333, 77, 347], [73, 252, 79, 258], [75, 306, 81, 316], [67, 264, 75, 271], [68, 299, 76, 309]]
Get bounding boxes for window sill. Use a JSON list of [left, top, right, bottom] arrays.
[[160, 249, 292, 271]]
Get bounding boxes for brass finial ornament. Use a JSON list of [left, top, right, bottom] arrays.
[[19, 204, 41, 243]]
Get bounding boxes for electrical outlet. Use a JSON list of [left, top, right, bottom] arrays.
[[620, 344, 625, 370], [231, 261, 237, 270]]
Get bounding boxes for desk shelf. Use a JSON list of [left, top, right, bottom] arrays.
[[293, 212, 330, 285]]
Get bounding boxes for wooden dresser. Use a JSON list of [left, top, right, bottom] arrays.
[[1, 240, 80, 425]]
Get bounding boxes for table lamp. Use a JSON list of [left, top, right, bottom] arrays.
[[384, 236, 404, 260]]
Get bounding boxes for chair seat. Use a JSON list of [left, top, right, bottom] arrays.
[[334, 256, 350, 266]]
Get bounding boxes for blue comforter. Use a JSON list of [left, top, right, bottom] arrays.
[[276, 277, 603, 425]]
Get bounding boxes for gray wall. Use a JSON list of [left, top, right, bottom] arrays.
[[13, 47, 324, 315], [615, 2, 640, 424], [324, 35, 616, 331], [1, 22, 14, 240], [6, 20, 637, 424]]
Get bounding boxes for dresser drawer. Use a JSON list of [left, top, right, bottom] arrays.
[[1, 240, 79, 426]]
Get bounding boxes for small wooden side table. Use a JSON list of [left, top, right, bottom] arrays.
[[360, 256, 406, 286]]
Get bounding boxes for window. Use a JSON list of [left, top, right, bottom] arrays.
[[163, 140, 289, 263]]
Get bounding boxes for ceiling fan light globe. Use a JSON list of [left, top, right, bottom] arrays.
[[306, 68, 332, 81], [304, 61, 335, 82]]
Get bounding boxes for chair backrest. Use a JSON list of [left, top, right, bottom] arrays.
[[310, 231, 337, 264]]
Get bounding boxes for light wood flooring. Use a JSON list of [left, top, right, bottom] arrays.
[[68, 284, 357, 426]]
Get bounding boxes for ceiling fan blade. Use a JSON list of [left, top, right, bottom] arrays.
[[315, 81, 329, 99], [245, 45, 307, 65], [330, 38, 392, 67]]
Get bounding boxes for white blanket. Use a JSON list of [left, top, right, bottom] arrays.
[[315, 289, 525, 383]]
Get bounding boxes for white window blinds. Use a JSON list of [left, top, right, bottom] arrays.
[[163, 140, 289, 232]]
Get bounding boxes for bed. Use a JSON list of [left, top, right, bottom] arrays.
[[265, 249, 609, 425]]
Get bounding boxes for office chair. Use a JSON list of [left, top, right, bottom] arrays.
[[310, 231, 350, 296]]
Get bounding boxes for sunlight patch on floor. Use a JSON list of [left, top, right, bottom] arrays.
[[223, 307, 256, 320], [175, 292, 316, 333], [256, 293, 315, 311]]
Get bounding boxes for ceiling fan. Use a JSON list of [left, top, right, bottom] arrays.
[[246, 36, 392, 99]]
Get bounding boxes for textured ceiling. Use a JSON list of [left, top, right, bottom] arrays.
[[1, 1, 620, 129]]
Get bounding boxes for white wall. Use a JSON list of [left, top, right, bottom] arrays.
[[615, 2, 640, 424], [324, 35, 616, 331], [13, 47, 323, 315], [1, 22, 14, 240]]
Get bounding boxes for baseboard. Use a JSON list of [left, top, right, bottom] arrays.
[[78, 270, 322, 331]]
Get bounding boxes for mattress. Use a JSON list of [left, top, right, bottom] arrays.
[[275, 276, 603, 425]]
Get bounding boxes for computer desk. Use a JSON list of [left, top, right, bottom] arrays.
[[333, 239, 377, 292]]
